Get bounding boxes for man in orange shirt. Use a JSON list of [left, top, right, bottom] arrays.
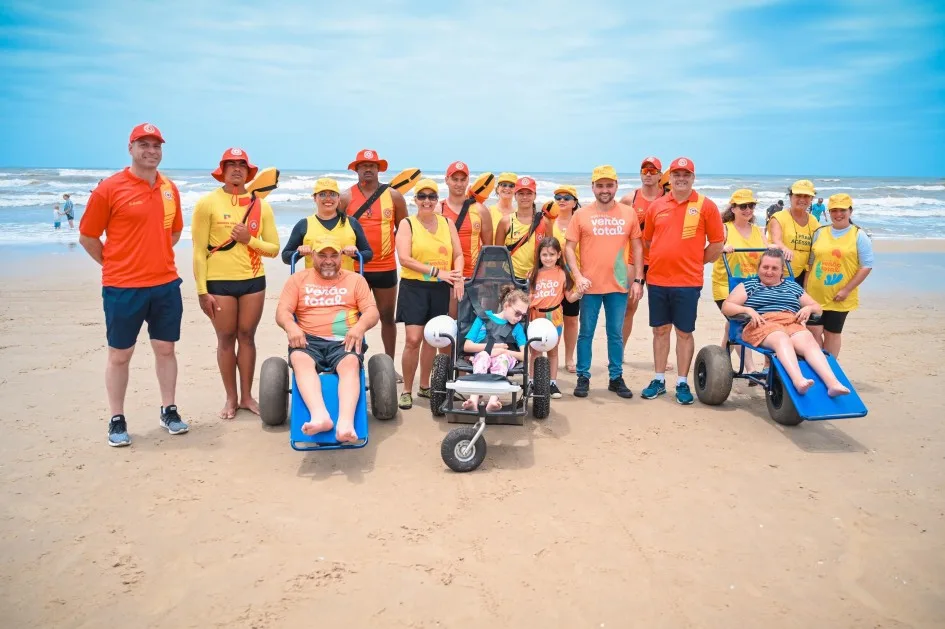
[[78, 123, 188, 447], [338, 149, 408, 381], [640, 157, 725, 405], [276, 236, 380, 443], [565, 165, 644, 399]]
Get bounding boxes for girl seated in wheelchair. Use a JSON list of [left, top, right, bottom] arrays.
[[462, 285, 530, 412], [528, 237, 582, 399]]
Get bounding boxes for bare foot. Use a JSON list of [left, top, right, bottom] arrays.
[[335, 422, 360, 443], [485, 397, 502, 413], [462, 398, 477, 411], [301, 416, 333, 435], [219, 400, 238, 420], [827, 383, 851, 397], [793, 378, 815, 395], [239, 396, 260, 415], [566, 362, 576, 374]]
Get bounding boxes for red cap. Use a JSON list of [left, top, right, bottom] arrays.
[[446, 161, 470, 178], [669, 157, 695, 174], [641, 156, 662, 170], [347, 149, 388, 172], [129, 123, 165, 144], [211, 148, 258, 183], [514, 176, 537, 193]]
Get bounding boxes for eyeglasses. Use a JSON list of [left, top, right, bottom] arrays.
[[511, 308, 526, 320], [415, 193, 438, 201], [554, 194, 575, 201], [735, 203, 756, 210], [640, 168, 660, 175], [315, 191, 340, 198], [497, 182, 515, 189]]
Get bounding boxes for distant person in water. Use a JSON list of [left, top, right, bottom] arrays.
[[62, 194, 75, 229], [765, 199, 784, 221], [810, 197, 827, 224], [53, 203, 62, 230]]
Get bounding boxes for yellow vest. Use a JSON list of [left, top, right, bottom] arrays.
[[806, 226, 862, 312], [505, 212, 539, 279], [711, 223, 767, 300], [489, 204, 511, 240], [303, 214, 358, 271], [400, 215, 453, 282], [770, 209, 815, 277]]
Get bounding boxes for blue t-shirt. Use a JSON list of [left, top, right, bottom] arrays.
[[63, 200, 74, 215], [808, 225, 874, 269], [810, 203, 826, 222], [467, 310, 527, 349], [742, 277, 804, 314]]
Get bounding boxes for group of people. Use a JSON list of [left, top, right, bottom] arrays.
[[52, 194, 75, 230], [78, 123, 872, 448]]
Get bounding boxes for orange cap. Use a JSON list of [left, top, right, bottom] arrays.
[[347, 149, 388, 172], [211, 148, 258, 182], [641, 156, 662, 170], [514, 176, 537, 193], [129, 123, 164, 144], [446, 161, 470, 178], [669, 157, 695, 174]]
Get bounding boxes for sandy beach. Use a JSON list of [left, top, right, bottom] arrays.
[[1, 241, 943, 629]]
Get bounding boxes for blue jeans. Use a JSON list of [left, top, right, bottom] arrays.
[[577, 292, 629, 380]]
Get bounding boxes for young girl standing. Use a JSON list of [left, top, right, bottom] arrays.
[[528, 237, 582, 398]]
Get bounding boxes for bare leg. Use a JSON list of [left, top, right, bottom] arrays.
[[334, 354, 362, 442], [792, 331, 850, 396], [372, 285, 400, 380], [622, 297, 639, 351], [547, 344, 559, 381], [208, 295, 239, 418], [823, 331, 842, 358], [106, 346, 135, 416], [236, 290, 266, 414], [761, 331, 814, 394], [674, 329, 695, 378], [652, 324, 672, 372], [401, 325, 423, 394], [419, 338, 436, 389], [563, 314, 578, 372], [151, 340, 177, 407], [289, 352, 333, 434], [808, 324, 825, 349]]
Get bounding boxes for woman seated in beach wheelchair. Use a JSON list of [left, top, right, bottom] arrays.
[[258, 237, 398, 450], [693, 247, 867, 426], [422, 245, 559, 472]]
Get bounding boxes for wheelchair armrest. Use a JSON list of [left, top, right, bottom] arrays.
[[727, 313, 751, 324]]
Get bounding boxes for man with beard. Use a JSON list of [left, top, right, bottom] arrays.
[[275, 236, 379, 443], [565, 165, 644, 399], [640, 157, 724, 405], [338, 149, 408, 380]]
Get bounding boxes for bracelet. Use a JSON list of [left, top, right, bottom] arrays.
[[430, 266, 439, 278]]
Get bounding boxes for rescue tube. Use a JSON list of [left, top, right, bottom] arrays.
[[467, 172, 496, 203], [246, 167, 279, 199], [390, 167, 422, 193]]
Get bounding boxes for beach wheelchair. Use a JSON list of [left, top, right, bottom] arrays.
[[258, 251, 399, 450], [693, 248, 868, 426], [423, 246, 558, 473]]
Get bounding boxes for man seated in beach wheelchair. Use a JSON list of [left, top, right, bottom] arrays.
[[693, 247, 867, 426], [421, 246, 559, 472], [258, 236, 398, 448]]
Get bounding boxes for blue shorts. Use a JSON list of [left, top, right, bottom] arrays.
[[102, 278, 183, 350], [647, 285, 701, 333]]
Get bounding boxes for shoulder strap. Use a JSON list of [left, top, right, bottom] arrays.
[[507, 211, 543, 254], [631, 190, 638, 206], [352, 184, 390, 220], [454, 198, 477, 232], [207, 192, 258, 254]]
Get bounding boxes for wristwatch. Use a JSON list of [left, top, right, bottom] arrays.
[[633, 278, 644, 285]]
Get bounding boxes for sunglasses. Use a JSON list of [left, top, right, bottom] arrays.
[[315, 191, 340, 198], [497, 182, 515, 188], [640, 168, 660, 175], [510, 308, 526, 320], [736, 203, 756, 210], [415, 193, 438, 201], [554, 194, 575, 201]]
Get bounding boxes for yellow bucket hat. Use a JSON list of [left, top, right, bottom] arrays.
[[496, 172, 518, 186], [313, 177, 340, 195], [729, 188, 757, 204], [413, 178, 439, 195], [591, 165, 618, 183], [790, 179, 816, 196], [554, 185, 578, 198], [827, 193, 853, 210]]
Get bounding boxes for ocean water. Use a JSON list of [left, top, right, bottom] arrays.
[[1, 167, 944, 245]]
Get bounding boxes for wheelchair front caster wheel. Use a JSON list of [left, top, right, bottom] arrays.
[[441, 426, 487, 473]]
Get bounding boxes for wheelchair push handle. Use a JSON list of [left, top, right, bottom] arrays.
[[290, 248, 365, 275]]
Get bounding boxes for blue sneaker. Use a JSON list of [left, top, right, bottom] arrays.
[[675, 383, 694, 405], [160, 405, 189, 435], [108, 415, 131, 447], [641, 379, 666, 400]]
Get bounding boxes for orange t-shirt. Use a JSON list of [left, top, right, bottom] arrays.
[[439, 200, 483, 277], [565, 202, 642, 294], [278, 269, 377, 341], [347, 184, 396, 272], [630, 188, 663, 265], [79, 168, 183, 288], [644, 190, 724, 288], [529, 266, 566, 327]]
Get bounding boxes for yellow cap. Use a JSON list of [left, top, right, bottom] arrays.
[[413, 178, 439, 195], [827, 193, 853, 210], [729, 188, 757, 204], [497, 172, 518, 185], [313, 177, 340, 195], [591, 165, 618, 183], [313, 235, 343, 253], [554, 185, 578, 198], [790, 179, 816, 196]]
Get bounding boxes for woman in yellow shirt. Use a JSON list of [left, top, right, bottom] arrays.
[[192, 148, 280, 419], [394, 179, 464, 409], [767, 179, 817, 284], [494, 176, 551, 282], [488, 172, 517, 240]]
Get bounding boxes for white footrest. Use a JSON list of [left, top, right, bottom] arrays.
[[446, 380, 522, 395]]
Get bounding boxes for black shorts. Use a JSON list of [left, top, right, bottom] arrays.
[[647, 285, 701, 333], [816, 310, 849, 334], [395, 279, 451, 326], [562, 297, 580, 317], [289, 335, 367, 374], [715, 299, 725, 310], [363, 269, 398, 290], [102, 278, 183, 350], [206, 276, 266, 298]]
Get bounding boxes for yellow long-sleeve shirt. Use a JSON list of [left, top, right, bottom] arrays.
[[192, 187, 280, 295]]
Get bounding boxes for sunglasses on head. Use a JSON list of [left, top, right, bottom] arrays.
[[415, 193, 438, 201], [554, 194, 575, 201], [640, 167, 660, 175], [316, 191, 339, 198], [736, 202, 756, 210]]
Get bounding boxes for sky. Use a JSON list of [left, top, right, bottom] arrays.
[[1, 0, 943, 177]]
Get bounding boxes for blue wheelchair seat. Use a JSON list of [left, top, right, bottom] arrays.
[[769, 353, 868, 421], [290, 369, 370, 450]]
